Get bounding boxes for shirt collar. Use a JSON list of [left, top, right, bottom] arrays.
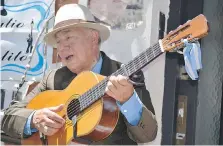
[[91, 53, 103, 74]]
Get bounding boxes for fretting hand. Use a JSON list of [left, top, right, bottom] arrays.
[[105, 75, 134, 104]]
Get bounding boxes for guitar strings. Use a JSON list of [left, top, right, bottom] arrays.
[[64, 46, 162, 127], [76, 46, 162, 111], [66, 45, 162, 116], [66, 44, 162, 115], [64, 101, 103, 127], [66, 43, 163, 116]]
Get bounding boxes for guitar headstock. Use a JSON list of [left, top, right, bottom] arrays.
[[160, 14, 209, 52]]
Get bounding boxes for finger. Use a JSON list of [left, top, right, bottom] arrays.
[[45, 110, 65, 124], [109, 76, 122, 89], [117, 75, 130, 86], [107, 81, 118, 94], [48, 104, 64, 112], [40, 126, 58, 136], [44, 117, 64, 129], [105, 86, 118, 100], [108, 76, 118, 89]]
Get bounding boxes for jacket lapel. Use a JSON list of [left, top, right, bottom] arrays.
[[100, 51, 120, 76], [54, 66, 77, 90]]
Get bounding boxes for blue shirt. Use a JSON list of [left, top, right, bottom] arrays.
[[24, 54, 143, 135]]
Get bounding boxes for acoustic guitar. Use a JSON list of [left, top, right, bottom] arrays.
[[21, 14, 209, 145]]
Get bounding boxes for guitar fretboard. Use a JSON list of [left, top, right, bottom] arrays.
[[78, 42, 163, 111]]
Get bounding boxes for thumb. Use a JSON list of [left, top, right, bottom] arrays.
[[48, 104, 64, 112]]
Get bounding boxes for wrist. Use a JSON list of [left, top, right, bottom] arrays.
[[119, 90, 134, 104], [31, 111, 37, 129]]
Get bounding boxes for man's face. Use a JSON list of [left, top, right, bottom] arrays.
[[55, 27, 99, 74]]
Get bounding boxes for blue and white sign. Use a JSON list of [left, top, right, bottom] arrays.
[[1, 0, 55, 82]]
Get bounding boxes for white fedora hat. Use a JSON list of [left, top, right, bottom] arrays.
[[44, 4, 111, 48]]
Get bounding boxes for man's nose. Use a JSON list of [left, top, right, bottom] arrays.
[[60, 46, 70, 51], [58, 43, 70, 52]]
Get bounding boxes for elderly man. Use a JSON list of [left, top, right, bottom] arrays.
[[1, 4, 157, 145]]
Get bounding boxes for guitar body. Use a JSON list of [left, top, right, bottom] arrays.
[[21, 71, 119, 145]]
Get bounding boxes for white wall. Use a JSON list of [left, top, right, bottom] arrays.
[[101, 0, 170, 144]]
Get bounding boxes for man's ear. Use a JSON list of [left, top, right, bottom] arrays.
[[52, 48, 61, 63], [57, 52, 62, 61], [91, 30, 100, 45]]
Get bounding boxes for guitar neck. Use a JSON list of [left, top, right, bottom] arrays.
[[79, 42, 163, 111], [113, 42, 163, 77]]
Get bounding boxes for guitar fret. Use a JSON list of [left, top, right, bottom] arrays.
[[95, 85, 99, 99], [138, 56, 143, 68], [125, 67, 129, 76], [126, 61, 132, 75], [140, 53, 147, 65], [126, 64, 131, 76], [132, 60, 136, 74], [80, 95, 85, 111], [152, 46, 155, 57], [148, 51, 152, 61], [144, 52, 149, 63], [126, 62, 131, 75], [148, 48, 152, 60], [146, 49, 150, 60], [122, 65, 129, 76]]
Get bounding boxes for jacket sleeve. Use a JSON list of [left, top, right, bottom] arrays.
[[125, 70, 158, 143], [1, 70, 55, 139]]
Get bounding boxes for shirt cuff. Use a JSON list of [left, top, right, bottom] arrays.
[[24, 111, 38, 135], [116, 90, 143, 126]]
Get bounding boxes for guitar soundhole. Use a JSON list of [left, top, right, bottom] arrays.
[[67, 99, 81, 120]]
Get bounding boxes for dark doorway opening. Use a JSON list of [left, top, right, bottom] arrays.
[[162, 0, 223, 144]]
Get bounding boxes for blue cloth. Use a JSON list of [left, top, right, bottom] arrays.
[[116, 91, 143, 125], [183, 39, 202, 80], [24, 53, 143, 135], [24, 111, 37, 135]]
